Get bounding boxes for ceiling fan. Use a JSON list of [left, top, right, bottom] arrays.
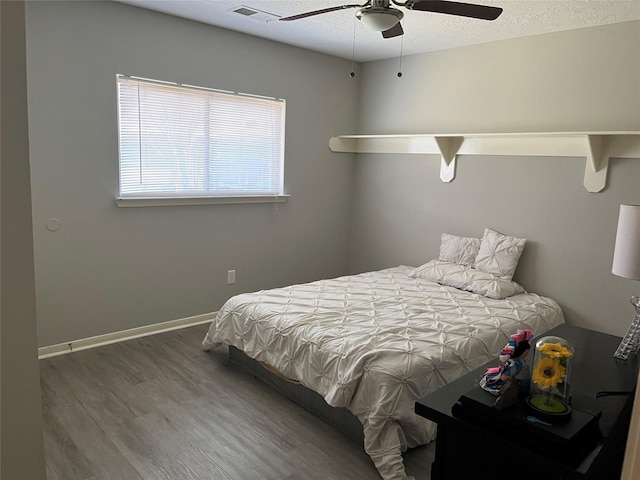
[[279, 0, 503, 39]]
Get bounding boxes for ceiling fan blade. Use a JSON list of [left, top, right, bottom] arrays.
[[406, 0, 503, 21], [382, 22, 404, 38], [279, 3, 366, 22]]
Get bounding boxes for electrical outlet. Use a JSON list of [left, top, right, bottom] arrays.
[[227, 269, 236, 285]]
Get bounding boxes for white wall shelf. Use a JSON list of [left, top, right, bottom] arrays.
[[329, 132, 640, 192]]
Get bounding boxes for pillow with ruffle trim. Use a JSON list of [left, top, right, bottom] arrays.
[[408, 259, 526, 299], [439, 233, 481, 266]]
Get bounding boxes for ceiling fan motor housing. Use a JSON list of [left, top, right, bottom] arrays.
[[356, 5, 404, 31]]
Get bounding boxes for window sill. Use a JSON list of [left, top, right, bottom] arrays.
[[115, 195, 290, 208]]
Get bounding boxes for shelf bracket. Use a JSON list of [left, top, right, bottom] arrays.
[[436, 136, 463, 183], [583, 135, 608, 193]]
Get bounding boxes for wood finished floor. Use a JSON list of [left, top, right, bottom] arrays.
[[40, 323, 435, 480]]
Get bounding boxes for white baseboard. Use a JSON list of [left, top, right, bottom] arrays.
[[38, 312, 216, 359]]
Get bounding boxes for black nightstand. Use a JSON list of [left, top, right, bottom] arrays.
[[415, 324, 639, 480]]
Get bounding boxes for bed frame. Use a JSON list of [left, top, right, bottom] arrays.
[[228, 346, 365, 445]]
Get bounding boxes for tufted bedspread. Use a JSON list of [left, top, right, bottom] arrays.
[[203, 266, 564, 480]]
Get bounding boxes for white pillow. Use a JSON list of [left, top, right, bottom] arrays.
[[439, 233, 481, 266], [474, 228, 526, 281], [409, 259, 526, 299]]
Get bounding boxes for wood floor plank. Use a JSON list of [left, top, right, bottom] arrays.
[[45, 398, 145, 480], [41, 402, 95, 480], [41, 323, 434, 480], [103, 410, 234, 480]]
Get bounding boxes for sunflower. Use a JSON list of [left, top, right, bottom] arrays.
[[532, 356, 566, 389], [537, 342, 573, 359]]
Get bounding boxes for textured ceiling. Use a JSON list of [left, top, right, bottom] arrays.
[[117, 0, 640, 62]]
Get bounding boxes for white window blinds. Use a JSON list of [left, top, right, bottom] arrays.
[[117, 75, 285, 198]]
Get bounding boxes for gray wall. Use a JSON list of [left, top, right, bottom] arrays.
[[25, 1, 359, 347], [25, 1, 640, 346], [1, 0, 46, 477], [350, 21, 640, 336]]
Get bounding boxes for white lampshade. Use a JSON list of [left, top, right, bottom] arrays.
[[612, 204, 640, 280], [356, 8, 403, 32]]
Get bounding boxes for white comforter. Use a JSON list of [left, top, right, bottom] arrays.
[[203, 266, 564, 480]]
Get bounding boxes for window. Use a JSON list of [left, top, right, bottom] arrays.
[[116, 75, 286, 206]]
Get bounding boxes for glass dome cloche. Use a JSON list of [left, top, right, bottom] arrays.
[[526, 336, 574, 422]]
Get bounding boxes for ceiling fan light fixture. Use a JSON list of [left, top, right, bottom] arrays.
[[356, 7, 404, 32]]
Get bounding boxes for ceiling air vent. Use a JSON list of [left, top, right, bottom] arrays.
[[229, 5, 280, 23]]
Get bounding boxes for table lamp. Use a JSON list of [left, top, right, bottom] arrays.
[[612, 204, 640, 360]]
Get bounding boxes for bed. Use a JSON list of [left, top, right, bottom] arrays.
[[203, 230, 565, 480]]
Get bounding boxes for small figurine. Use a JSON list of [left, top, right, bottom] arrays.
[[480, 329, 533, 409]]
